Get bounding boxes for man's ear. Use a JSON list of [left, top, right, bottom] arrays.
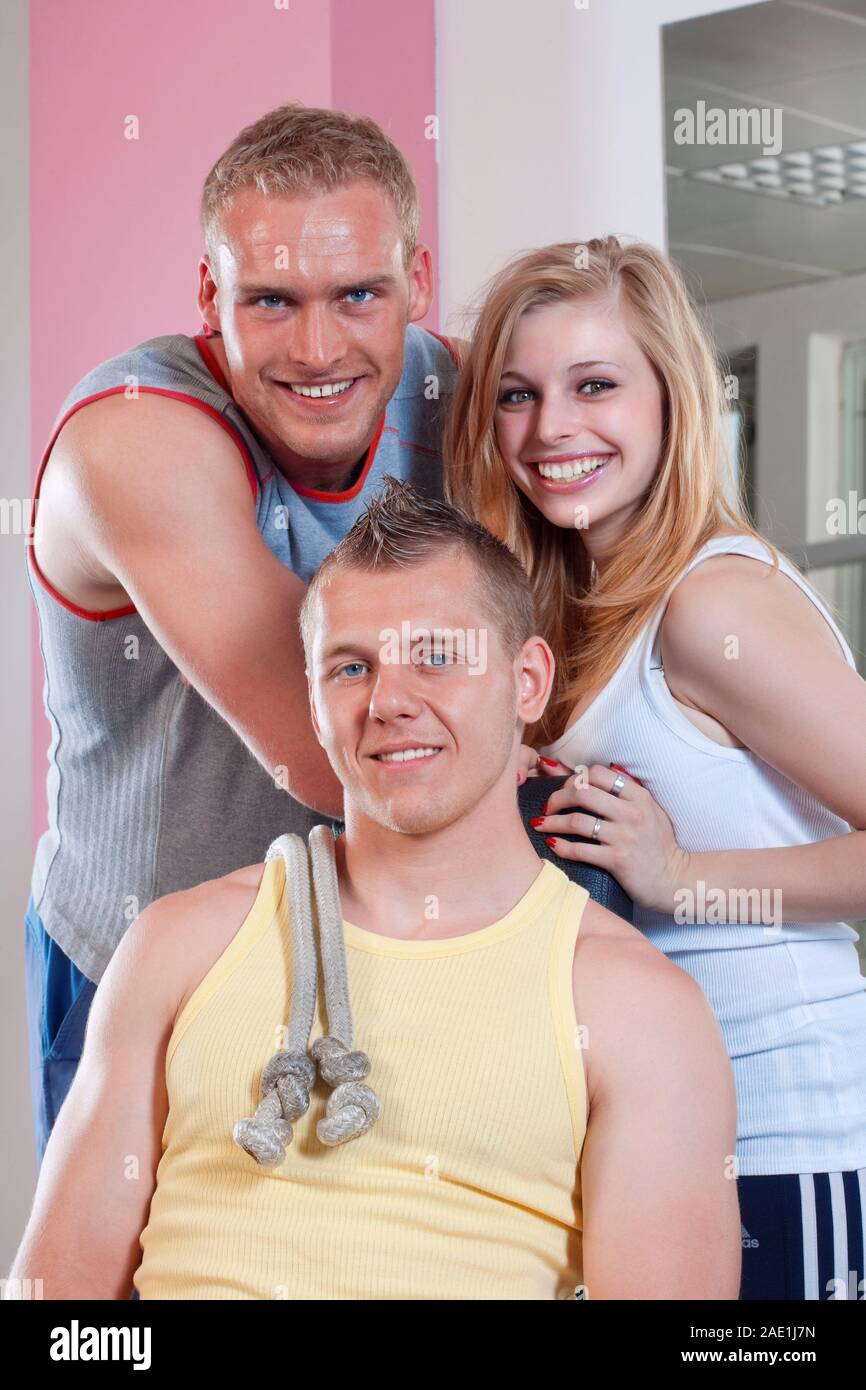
[[197, 255, 219, 328], [307, 671, 324, 746], [517, 636, 556, 726]]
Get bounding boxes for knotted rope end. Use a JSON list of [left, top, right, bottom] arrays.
[[233, 1048, 317, 1166], [311, 1035, 381, 1146]]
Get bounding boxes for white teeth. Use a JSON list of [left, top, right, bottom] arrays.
[[536, 455, 611, 480], [376, 747, 441, 763], [289, 378, 355, 398]]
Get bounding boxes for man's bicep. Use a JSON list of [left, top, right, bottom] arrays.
[[84, 395, 303, 686], [72, 395, 343, 814], [580, 965, 741, 1301], [122, 511, 345, 815], [113, 479, 309, 730], [10, 907, 175, 1298]]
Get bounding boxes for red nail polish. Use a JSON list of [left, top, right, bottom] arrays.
[[538, 756, 558, 767], [530, 817, 545, 827], [545, 837, 557, 848]]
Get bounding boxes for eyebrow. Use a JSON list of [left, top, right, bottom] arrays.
[[499, 359, 620, 380], [319, 628, 468, 664], [319, 641, 375, 663], [237, 275, 401, 298]]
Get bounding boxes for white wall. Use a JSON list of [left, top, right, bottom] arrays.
[[708, 270, 866, 554], [435, 0, 770, 333]]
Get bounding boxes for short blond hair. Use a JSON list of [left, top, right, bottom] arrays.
[[299, 476, 537, 670], [200, 102, 420, 273]]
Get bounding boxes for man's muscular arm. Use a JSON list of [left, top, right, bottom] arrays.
[[577, 929, 741, 1300], [6, 896, 180, 1298], [45, 393, 344, 817]]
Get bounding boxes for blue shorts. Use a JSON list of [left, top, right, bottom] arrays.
[[738, 1168, 866, 1300], [23, 894, 96, 1167]]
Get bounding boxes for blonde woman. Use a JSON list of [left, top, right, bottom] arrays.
[[443, 237, 866, 1302]]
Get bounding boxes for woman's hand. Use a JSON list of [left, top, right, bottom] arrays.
[[529, 763, 690, 912], [516, 745, 572, 785]]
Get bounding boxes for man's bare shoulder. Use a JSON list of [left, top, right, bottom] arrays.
[[573, 899, 674, 1009], [52, 386, 239, 450], [46, 389, 251, 503], [140, 860, 268, 1030], [37, 391, 256, 609], [573, 900, 720, 1104]]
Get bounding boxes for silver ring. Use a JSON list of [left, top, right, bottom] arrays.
[[591, 817, 603, 842], [610, 773, 626, 798]]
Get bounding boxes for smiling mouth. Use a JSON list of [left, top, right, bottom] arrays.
[[528, 453, 616, 489], [371, 746, 444, 765], [274, 376, 363, 404]]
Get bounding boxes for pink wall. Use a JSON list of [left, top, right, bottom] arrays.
[[331, 0, 441, 321], [30, 0, 440, 848]]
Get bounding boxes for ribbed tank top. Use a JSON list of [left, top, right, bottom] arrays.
[[27, 323, 459, 983], [133, 855, 590, 1300], [540, 533, 866, 1176]]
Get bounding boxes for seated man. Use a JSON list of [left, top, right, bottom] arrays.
[[8, 479, 741, 1300]]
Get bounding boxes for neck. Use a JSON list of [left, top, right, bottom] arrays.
[[577, 513, 625, 577], [334, 786, 545, 940]]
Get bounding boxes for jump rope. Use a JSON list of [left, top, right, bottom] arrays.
[[233, 824, 381, 1165]]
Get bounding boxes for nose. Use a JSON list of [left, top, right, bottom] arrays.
[[368, 660, 425, 723], [534, 388, 593, 448], [290, 302, 347, 374]]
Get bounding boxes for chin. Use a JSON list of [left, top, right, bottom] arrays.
[[362, 789, 467, 837], [390, 809, 453, 835]]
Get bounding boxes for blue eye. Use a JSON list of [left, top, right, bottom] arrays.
[[339, 662, 367, 678], [255, 295, 285, 309], [418, 649, 460, 668], [498, 387, 534, 405], [345, 289, 375, 305]]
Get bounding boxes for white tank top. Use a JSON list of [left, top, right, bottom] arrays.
[[539, 533, 866, 1176]]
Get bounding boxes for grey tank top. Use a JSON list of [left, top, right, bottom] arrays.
[[27, 323, 459, 981]]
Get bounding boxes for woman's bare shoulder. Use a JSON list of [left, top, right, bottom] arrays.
[[664, 539, 846, 665]]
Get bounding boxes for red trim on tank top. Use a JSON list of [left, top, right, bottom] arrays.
[[28, 385, 259, 622], [194, 331, 231, 394], [423, 327, 461, 369], [284, 324, 457, 501], [289, 411, 386, 502]]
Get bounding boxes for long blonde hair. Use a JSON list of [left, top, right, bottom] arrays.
[[443, 236, 781, 747]]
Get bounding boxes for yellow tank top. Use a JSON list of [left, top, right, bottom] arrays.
[[134, 853, 590, 1300]]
